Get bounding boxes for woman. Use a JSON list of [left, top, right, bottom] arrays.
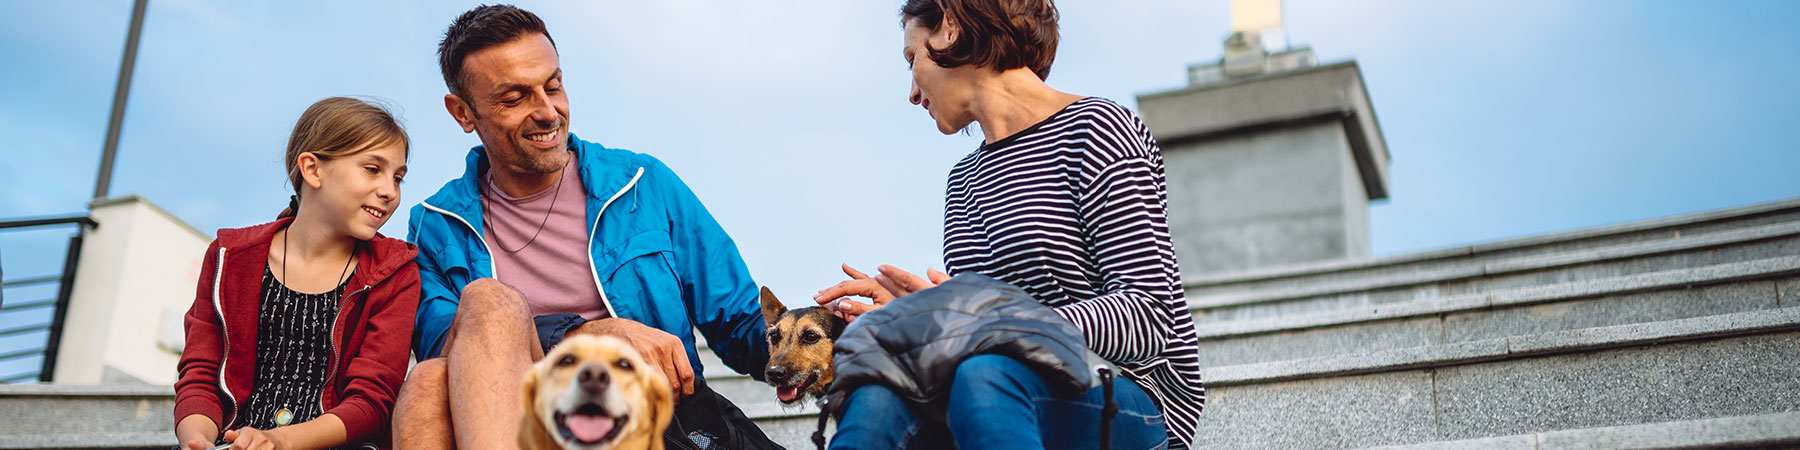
[[813, 0, 1206, 448]]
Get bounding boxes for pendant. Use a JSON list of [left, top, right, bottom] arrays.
[[274, 407, 294, 427]]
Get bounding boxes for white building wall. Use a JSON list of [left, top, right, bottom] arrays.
[[53, 196, 209, 385]]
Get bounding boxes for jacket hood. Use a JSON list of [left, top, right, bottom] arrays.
[[213, 217, 419, 285]]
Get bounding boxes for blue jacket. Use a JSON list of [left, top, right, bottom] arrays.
[[406, 134, 767, 379]]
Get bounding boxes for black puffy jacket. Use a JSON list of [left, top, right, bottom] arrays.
[[827, 274, 1105, 422]]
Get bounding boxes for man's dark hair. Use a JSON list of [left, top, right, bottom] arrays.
[[438, 4, 557, 102], [900, 0, 1060, 80]]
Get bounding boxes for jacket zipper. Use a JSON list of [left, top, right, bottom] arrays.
[[321, 283, 372, 413], [211, 247, 239, 429], [423, 166, 642, 320], [420, 201, 498, 278], [585, 167, 644, 319]]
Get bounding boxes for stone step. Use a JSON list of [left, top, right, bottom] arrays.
[[0, 384, 173, 450], [1362, 410, 1800, 450], [1185, 197, 1800, 293], [1191, 255, 1800, 368], [1190, 221, 1800, 323], [1192, 308, 1800, 449]]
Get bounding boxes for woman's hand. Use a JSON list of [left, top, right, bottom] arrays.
[[815, 264, 951, 323], [221, 427, 287, 450]]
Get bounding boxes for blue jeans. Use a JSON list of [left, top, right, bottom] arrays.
[[830, 355, 1169, 450]]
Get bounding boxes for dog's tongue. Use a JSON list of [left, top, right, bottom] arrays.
[[777, 386, 800, 403], [566, 414, 616, 443]]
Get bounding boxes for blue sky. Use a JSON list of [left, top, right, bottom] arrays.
[[2, 0, 1798, 371]]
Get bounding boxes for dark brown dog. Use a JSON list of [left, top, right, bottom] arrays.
[[758, 287, 846, 406]]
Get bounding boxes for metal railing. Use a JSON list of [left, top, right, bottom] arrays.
[[0, 214, 97, 383]]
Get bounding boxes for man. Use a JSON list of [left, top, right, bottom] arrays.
[[393, 5, 775, 449]]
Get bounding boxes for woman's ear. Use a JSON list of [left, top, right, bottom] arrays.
[[297, 152, 326, 190], [938, 14, 960, 47]]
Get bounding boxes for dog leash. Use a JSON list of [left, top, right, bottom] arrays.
[[812, 395, 833, 450], [1098, 366, 1117, 450]]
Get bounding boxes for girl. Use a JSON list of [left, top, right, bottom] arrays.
[[174, 97, 420, 450]]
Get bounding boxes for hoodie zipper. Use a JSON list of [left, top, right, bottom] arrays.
[[321, 283, 372, 413], [210, 247, 239, 429], [586, 167, 644, 319]]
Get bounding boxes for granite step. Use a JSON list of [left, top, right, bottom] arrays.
[[1191, 255, 1800, 368], [1184, 197, 1800, 295], [0, 384, 173, 450], [1192, 307, 1800, 449], [1363, 410, 1800, 450], [1189, 220, 1800, 323]]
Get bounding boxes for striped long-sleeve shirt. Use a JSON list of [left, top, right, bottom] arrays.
[[941, 97, 1206, 448]]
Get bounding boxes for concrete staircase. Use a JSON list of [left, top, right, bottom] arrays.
[[5, 198, 1799, 449]]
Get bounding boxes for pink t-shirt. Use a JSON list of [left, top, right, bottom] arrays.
[[483, 153, 609, 319]]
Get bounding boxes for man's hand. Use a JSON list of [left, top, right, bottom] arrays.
[[815, 264, 950, 323], [220, 427, 285, 450], [572, 318, 696, 402]]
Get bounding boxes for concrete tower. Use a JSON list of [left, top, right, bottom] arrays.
[[1137, 0, 1391, 278]]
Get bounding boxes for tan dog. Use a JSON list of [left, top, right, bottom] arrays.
[[759, 287, 846, 405], [520, 334, 673, 450]]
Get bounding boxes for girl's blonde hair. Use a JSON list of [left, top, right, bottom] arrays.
[[279, 97, 410, 219]]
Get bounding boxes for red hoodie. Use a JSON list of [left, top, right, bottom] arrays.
[[174, 218, 420, 444]]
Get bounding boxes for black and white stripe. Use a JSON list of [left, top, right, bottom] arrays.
[[941, 97, 1206, 448]]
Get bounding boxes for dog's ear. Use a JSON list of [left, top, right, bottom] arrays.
[[759, 287, 787, 326], [646, 366, 676, 450], [518, 362, 547, 449]]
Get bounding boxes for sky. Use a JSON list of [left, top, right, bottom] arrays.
[[3, 1, 1799, 377]]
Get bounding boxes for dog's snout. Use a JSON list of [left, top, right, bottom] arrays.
[[578, 364, 611, 391], [765, 365, 789, 382]]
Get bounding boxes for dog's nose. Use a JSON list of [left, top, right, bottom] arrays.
[[766, 365, 789, 383], [578, 364, 610, 391]]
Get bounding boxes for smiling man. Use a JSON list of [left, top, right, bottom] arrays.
[[391, 5, 776, 449]]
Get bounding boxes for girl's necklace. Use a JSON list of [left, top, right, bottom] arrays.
[[274, 225, 354, 428]]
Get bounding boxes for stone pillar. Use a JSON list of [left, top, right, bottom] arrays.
[[1137, 49, 1391, 278]]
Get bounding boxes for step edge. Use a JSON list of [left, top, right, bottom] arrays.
[[1188, 221, 1800, 309], [1204, 307, 1800, 387], [1191, 255, 1800, 340], [1186, 197, 1800, 287], [1359, 410, 1800, 450]]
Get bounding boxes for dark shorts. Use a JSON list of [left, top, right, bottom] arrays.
[[533, 313, 589, 353]]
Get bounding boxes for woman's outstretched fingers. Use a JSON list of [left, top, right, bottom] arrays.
[[927, 268, 951, 284], [877, 264, 935, 297], [842, 263, 872, 280]]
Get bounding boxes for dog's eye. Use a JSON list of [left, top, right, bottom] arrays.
[[767, 332, 781, 343], [801, 332, 821, 345], [556, 355, 577, 367], [615, 358, 634, 371]]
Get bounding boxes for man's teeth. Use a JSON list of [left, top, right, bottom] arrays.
[[364, 207, 384, 218], [526, 131, 555, 142]]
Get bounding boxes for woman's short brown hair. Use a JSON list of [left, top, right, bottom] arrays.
[[900, 0, 1060, 80]]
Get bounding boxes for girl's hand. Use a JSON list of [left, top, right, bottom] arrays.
[[181, 439, 214, 450], [221, 427, 286, 450]]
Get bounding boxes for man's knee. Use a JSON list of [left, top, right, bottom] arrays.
[[452, 278, 532, 336], [399, 358, 449, 399]]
